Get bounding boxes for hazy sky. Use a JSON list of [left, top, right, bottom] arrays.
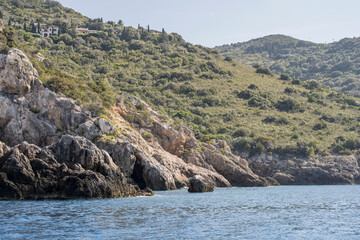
[[57, 0, 360, 47]]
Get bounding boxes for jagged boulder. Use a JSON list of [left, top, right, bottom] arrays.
[[76, 120, 102, 141], [133, 151, 177, 191], [188, 175, 214, 193], [0, 137, 146, 200], [97, 118, 116, 135], [96, 138, 137, 178]]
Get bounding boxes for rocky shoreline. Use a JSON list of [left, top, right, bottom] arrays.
[[0, 47, 359, 199]]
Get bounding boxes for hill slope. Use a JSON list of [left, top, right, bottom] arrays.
[[1, 1, 359, 158], [216, 34, 360, 97]]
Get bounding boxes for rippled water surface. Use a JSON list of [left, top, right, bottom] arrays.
[[1, 185, 360, 239]]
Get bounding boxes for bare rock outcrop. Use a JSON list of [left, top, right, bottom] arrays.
[[0, 49, 88, 147], [188, 175, 215, 193], [150, 115, 270, 187], [247, 153, 360, 185], [0, 48, 40, 95], [0, 138, 148, 200]]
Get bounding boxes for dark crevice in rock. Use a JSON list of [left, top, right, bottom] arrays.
[[131, 158, 146, 190]]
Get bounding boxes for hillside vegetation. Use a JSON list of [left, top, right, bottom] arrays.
[[216, 34, 360, 97], [1, 1, 360, 157]]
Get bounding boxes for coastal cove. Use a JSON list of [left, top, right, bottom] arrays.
[[1, 185, 360, 239]]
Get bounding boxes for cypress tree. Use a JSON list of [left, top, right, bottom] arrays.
[[147, 25, 150, 32], [24, 22, 27, 31], [8, 19, 11, 26], [0, 9, 3, 19], [31, 23, 36, 33]]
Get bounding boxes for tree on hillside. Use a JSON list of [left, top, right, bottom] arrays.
[[117, 20, 123, 27], [23, 22, 27, 31], [31, 23, 37, 33], [0, 9, 3, 20]]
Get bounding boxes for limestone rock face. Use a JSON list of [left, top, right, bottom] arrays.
[[148, 109, 269, 187], [97, 118, 116, 135], [151, 122, 192, 157], [0, 140, 142, 200], [247, 154, 360, 185], [188, 175, 214, 193], [0, 49, 40, 95], [76, 120, 102, 141], [0, 49, 88, 147], [96, 139, 137, 178], [180, 138, 270, 187]]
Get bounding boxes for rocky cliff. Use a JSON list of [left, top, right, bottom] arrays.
[[246, 153, 360, 185], [1, 46, 358, 200], [0, 47, 273, 199]]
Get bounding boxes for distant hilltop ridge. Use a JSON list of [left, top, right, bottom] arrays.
[[216, 34, 360, 97]]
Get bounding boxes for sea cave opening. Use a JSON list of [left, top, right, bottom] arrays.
[[131, 159, 147, 190]]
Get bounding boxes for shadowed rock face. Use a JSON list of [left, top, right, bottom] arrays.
[[0, 137, 151, 200], [188, 175, 214, 193]]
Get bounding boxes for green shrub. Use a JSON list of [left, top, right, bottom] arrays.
[[291, 79, 301, 85], [224, 56, 232, 62], [237, 90, 255, 99], [248, 95, 273, 109], [263, 116, 289, 125], [313, 121, 327, 130], [284, 87, 297, 94], [135, 103, 147, 110], [248, 84, 258, 90], [280, 73, 291, 81], [275, 98, 304, 113], [304, 80, 321, 90], [232, 128, 249, 137], [252, 63, 261, 69], [256, 67, 273, 76]]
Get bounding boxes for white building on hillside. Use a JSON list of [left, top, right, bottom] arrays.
[[39, 25, 59, 37]]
